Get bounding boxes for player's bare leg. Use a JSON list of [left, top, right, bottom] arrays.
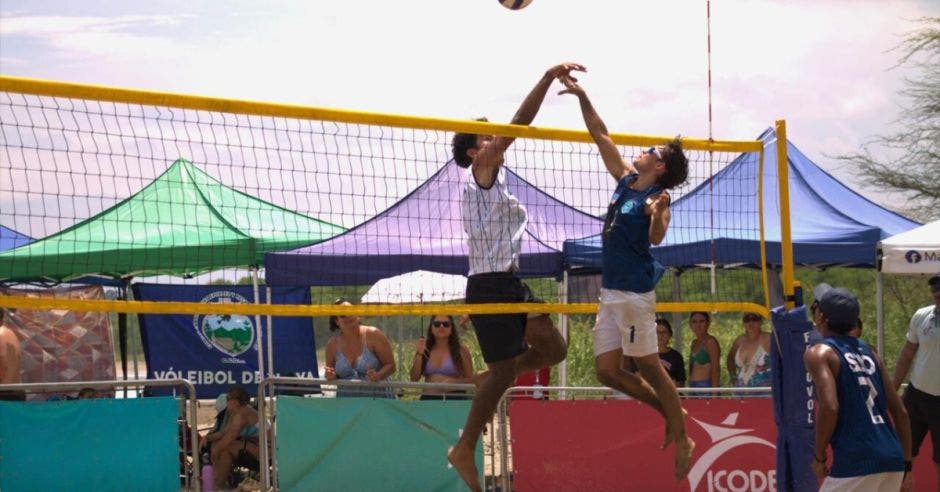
[[515, 314, 567, 374], [595, 349, 665, 412], [635, 354, 695, 480], [449, 359, 515, 491]]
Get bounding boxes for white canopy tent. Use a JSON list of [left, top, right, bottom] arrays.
[[361, 270, 467, 369], [361, 270, 467, 304], [876, 220, 939, 351], [879, 220, 940, 274]]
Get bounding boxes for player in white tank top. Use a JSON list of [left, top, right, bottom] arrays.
[[462, 167, 527, 275], [446, 62, 585, 492]]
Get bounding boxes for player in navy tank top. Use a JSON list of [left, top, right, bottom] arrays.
[[804, 285, 912, 491]]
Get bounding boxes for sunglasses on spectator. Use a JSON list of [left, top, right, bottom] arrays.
[[432, 321, 452, 328], [743, 315, 761, 322]]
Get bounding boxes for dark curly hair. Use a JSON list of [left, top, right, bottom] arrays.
[[451, 117, 488, 168], [419, 315, 466, 377], [657, 137, 689, 189]]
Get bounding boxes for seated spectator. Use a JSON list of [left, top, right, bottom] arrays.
[[625, 318, 686, 386], [688, 311, 721, 388], [727, 313, 771, 388], [410, 315, 474, 400], [323, 298, 396, 397], [77, 387, 97, 399], [202, 386, 260, 490]]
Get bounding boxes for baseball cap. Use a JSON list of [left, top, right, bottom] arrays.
[[816, 285, 860, 328], [929, 273, 940, 293], [813, 283, 833, 302]]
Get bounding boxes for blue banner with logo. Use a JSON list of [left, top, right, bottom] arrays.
[[134, 284, 317, 398]]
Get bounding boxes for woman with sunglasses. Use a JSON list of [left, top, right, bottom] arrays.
[[323, 298, 396, 398], [410, 315, 474, 400], [727, 313, 771, 388]]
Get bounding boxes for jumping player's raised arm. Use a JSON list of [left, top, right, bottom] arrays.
[[471, 63, 586, 187], [558, 76, 633, 181]]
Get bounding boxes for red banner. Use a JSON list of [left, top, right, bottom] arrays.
[[509, 398, 936, 491]]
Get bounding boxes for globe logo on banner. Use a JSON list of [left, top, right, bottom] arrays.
[[193, 291, 255, 357], [687, 412, 776, 492], [906, 250, 922, 264]]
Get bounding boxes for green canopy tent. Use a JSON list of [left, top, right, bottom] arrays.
[[0, 158, 345, 383], [0, 158, 345, 281]]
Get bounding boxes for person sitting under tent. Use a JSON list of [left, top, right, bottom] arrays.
[[201, 386, 260, 490]]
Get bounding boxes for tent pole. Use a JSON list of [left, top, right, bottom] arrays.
[[876, 270, 885, 356], [251, 267, 264, 384], [266, 286, 274, 378], [559, 271, 569, 388], [672, 270, 683, 351], [118, 280, 129, 398]]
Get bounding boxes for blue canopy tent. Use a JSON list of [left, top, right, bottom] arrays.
[[563, 128, 919, 270], [265, 160, 604, 286], [0, 225, 31, 252]]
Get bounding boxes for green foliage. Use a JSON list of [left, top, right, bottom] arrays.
[[835, 16, 940, 221]]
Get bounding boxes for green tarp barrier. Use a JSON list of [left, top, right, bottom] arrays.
[[0, 397, 180, 492], [276, 396, 480, 491]]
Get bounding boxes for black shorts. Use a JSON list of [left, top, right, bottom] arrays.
[[466, 272, 542, 363], [903, 383, 940, 463]]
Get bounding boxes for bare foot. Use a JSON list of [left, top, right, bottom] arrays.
[[674, 435, 695, 480], [448, 442, 482, 492], [660, 407, 689, 450]]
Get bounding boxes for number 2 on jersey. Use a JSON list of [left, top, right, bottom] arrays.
[[857, 376, 885, 425]]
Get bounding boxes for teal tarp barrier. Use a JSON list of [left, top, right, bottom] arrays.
[[0, 397, 180, 492], [276, 396, 480, 491]]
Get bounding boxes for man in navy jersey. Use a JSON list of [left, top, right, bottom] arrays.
[[804, 285, 913, 491], [558, 75, 694, 480]]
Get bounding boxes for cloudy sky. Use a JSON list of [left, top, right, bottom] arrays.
[[1, 0, 936, 220]]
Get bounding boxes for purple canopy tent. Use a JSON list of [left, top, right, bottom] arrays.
[[264, 160, 603, 286]]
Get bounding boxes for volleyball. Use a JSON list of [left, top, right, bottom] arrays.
[[499, 0, 533, 10]]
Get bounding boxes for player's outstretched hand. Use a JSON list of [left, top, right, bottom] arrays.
[[557, 76, 586, 98], [546, 62, 586, 82]]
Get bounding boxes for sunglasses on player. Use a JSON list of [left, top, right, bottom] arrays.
[[647, 146, 664, 161]]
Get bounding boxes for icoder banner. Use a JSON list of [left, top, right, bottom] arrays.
[[134, 284, 317, 398], [510, 398, 778, 492], [275, 396, 479, 491]]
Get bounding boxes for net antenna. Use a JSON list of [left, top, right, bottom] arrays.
[[706, 0, 717, 295]]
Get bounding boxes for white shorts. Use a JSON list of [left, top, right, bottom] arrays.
[[820, 472, 903, 492], [592, 289, 657, 358]]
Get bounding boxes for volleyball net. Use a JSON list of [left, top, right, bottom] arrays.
[[0, 76, 782, 322]]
